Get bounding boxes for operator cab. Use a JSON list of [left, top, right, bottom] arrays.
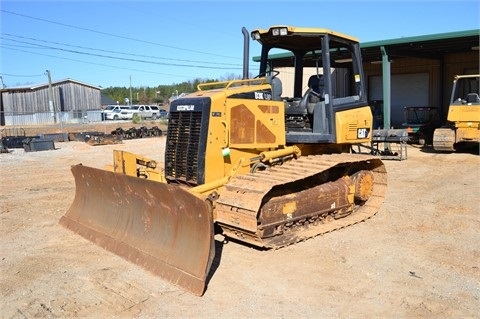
[[451, 75, 480, 105], [251, 26, 368, 144]]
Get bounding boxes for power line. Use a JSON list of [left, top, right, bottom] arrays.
[[1, 45, 255, 82], [0, 72, 45, 78], [0, 9, 258, 86], [0, 45, 195, 78], [1, 9, 239, 60], [2, 37, 242, 70], [2, 33, 242, 68]]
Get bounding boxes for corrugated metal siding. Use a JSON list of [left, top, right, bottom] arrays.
[[53, 82, 101, 111], [364, 51, 478, 120], [2, 110, 104, 126], [443, 51, 479, 117], [1, 81, 101, 114]]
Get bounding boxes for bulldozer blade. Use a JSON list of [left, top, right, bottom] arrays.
[[60, 164, 214, 296]]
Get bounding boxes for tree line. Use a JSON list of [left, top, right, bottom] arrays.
[[102, 73, 243, 106]]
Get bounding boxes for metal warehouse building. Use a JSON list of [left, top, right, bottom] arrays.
[[361, 29, 479, 128], [0, 78, 102, 126]]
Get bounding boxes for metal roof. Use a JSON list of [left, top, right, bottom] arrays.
[[2, 78, 101, 91], [360, 29, 480, 62], [253, 29, 479, 63]]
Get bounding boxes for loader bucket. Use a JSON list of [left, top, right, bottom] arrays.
[[60, 164, 214, 296]]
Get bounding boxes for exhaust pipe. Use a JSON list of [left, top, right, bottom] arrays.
[[242, 27, 249, 80]]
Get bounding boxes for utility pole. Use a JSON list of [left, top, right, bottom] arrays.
[[46, 70, 57, 123], [129, 76, 133, 106]]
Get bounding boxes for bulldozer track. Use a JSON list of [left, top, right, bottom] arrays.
[[433, 128, 456, 152], [215, 153, 387, 249]]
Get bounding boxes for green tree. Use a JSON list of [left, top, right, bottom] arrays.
[[102, 77, 230, 105]]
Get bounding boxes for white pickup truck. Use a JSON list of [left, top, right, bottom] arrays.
[[120, 105, 160, 120], [102, 105, 130, 120]]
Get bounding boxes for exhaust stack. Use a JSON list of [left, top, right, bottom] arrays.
[[242, 27, 249, 80]]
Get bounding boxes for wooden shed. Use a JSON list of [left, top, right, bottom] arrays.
[[0, 78, 101, 126]]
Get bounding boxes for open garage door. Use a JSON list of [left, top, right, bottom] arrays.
[[369, 73, 429, 128]]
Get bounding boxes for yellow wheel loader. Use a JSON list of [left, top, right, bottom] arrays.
[[433, 74, 480, 152], [60, 26, 387, 296]]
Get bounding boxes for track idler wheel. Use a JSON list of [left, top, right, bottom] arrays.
[[351, 170, 375, 202]]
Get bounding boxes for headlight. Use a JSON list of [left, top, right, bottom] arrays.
[[272, 27, 288, 36], [251, 32, 260, 40]]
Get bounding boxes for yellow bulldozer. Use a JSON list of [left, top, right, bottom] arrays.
[[60, 26, 387, 296], [433, 74, 480, 152]]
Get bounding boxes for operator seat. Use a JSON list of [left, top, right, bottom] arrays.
[[299, 74, 325, 112], [298, 75, 328, 133], [466, 93, 480, 104], [307, 74, 325, 97]]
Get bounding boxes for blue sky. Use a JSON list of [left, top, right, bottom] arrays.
[[1, 0, 479, 88]]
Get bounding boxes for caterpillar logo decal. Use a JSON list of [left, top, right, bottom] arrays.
[[357, 128, 370, 139], [177, 105, 195, 111]]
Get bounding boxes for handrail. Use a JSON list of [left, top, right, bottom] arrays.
[[197, 77, 268, 91]]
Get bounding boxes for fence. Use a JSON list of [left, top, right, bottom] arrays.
[[1, 110, 104, 127]]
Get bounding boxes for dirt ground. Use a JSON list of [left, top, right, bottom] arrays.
[[1, 122, 479, 318]]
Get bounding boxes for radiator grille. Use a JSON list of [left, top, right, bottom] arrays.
[[165, 111, 203, 185]]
